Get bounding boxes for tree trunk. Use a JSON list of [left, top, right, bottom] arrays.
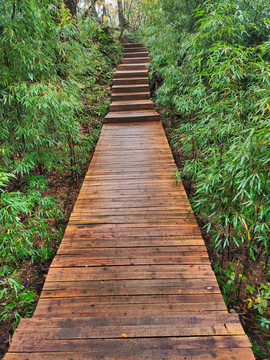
[[117, 0, 128, 39], [117, 0, 125, 27], [102, 4, 107, 24], [64, 0, 78, 17], [83, 0, 98, 19]]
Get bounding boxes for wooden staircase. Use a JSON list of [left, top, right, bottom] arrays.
[[4, 43, 255, 360], [105, 43, 160, 124]]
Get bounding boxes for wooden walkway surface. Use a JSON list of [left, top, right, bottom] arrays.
[[5, 44, 254, 359]]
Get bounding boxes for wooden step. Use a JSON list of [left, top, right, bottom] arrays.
[[33, 296, 227, 317], [124, 47, 147, 53], [110, 100, 154, 112], [104, 110, 160, 123], [13, 313, 245, 341], [6, 337, 255, 360], [112, 92, 151, 101], [112, 84, 150, 93], [113, 77, 149, 86], [117, 64, 148, 71], [114, 70, 148, 79], [124, 52, 149, 58], [122, 57, 151, 64], [123, 43, 143, 48]]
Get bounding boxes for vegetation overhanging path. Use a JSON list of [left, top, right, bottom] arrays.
[[4, 43, 254, 360]]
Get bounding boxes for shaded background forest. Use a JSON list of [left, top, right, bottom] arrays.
[[1, 0, 270, 358]]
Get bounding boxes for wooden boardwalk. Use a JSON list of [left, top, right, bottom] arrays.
[[5, 44, 254, 359]]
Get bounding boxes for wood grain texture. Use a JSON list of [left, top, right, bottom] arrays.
[[4, 43, 254, 359]]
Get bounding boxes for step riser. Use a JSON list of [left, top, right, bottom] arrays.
[[114, 71, 148, 79], [112, 93, 151, 101], [112, 86, 149, 94], [124, 52, 149, 58], [105, 114, 160, 124], [122, 58, 151, 64], [124, 47, 147, 53], [113, 78, 149, 85], [110, 103, 154, 112], [118, 64, 148, 71]]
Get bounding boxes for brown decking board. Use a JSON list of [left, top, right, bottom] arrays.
[[5, 43, 254, 359]]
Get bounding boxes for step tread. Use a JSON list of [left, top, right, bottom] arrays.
[[111, 100, 153, 106], [105, 110, 159, 118], [113, 84, 149, 89], [114, 77, 149, 80], [124, 52, 149, 57], [112, 93, 151, 101], [112, 92, 151, 96], [115, 70, 148, 74], [123, 43, 143, 47], [123, 58, 151, 62], [124, 47, 147, 51], [119, 63, 149, 66]]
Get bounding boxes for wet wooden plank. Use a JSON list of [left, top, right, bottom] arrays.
[[50, 257, 210, 267], [46, 264, 215, 282], [33, 295, 227, 316], [5, 348, 255, 360], [17, 312, 241, 327], [42, 278, 221, 297], [60, 239, 206, 249], [6, 337, 253, 359]]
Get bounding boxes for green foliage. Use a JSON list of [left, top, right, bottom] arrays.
[[0, 2, 121, 179], [137, 0, 270, 351], [0, 267, 36, 330], [245, 282, 270, 335], [138, 0, 270, 288], [0, 0, 121, 334], [251, 339, 267, 358], [214, 261, 239, 304], [258, 316, 270, 334], [247, 283, 270, 315], [0, 176, 63, 265]]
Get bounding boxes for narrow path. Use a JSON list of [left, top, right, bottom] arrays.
[[5, 43, 254, 359]]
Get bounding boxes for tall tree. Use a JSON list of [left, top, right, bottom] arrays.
[[117, 0, 125, 27], [117, 0, 128, 38]]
